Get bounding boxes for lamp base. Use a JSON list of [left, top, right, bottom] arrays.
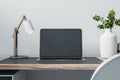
[[10, 55, 28, 59]]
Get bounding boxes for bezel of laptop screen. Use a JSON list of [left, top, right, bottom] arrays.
[[40, 29, 82, 60]]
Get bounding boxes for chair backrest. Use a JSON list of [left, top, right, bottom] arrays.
[[91, 54, 120, 80]]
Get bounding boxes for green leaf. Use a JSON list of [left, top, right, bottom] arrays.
[[93, 15, 102, 21], [115, 19, 120, 26], [97, 24, 105, 29], [108, 10, 115, 20]]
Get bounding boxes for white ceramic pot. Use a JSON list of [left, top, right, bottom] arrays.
[[100, 29, 117, 58]]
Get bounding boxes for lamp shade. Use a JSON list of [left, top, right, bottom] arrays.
[[22, 19, 34, 34]]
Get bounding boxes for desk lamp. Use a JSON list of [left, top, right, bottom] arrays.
[[10, 15, 34, 59]]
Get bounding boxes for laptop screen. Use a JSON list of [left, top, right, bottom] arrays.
[[40, 29, 82, 60]]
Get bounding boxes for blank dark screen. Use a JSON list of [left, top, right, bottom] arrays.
[[40, 29, 82, 59]]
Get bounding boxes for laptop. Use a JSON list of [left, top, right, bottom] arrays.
[[37, 29, 85, 62]]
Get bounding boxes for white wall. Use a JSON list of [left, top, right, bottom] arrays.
[[0, 0, 120, 57]]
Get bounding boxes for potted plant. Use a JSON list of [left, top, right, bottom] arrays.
[[93, 10, 120, 58]]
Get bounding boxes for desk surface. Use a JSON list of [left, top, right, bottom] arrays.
[[0, 57, 103, 70]]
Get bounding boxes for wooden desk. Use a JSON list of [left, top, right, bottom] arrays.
[[0, 64, 100, 70], [0, 57, 103, 70], [0, 57, 104, 80]]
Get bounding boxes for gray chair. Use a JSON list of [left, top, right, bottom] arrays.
[[91, 54, 120, 80]]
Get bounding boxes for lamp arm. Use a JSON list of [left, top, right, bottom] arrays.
[[13, 27, 18, 57], [17, 15, 26, 30], [12, 15, 26, 57]]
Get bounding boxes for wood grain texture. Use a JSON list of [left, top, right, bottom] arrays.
[[0, 64, 99, 70], [0, 57, 102, 70], [97, 57, 107, 61]]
